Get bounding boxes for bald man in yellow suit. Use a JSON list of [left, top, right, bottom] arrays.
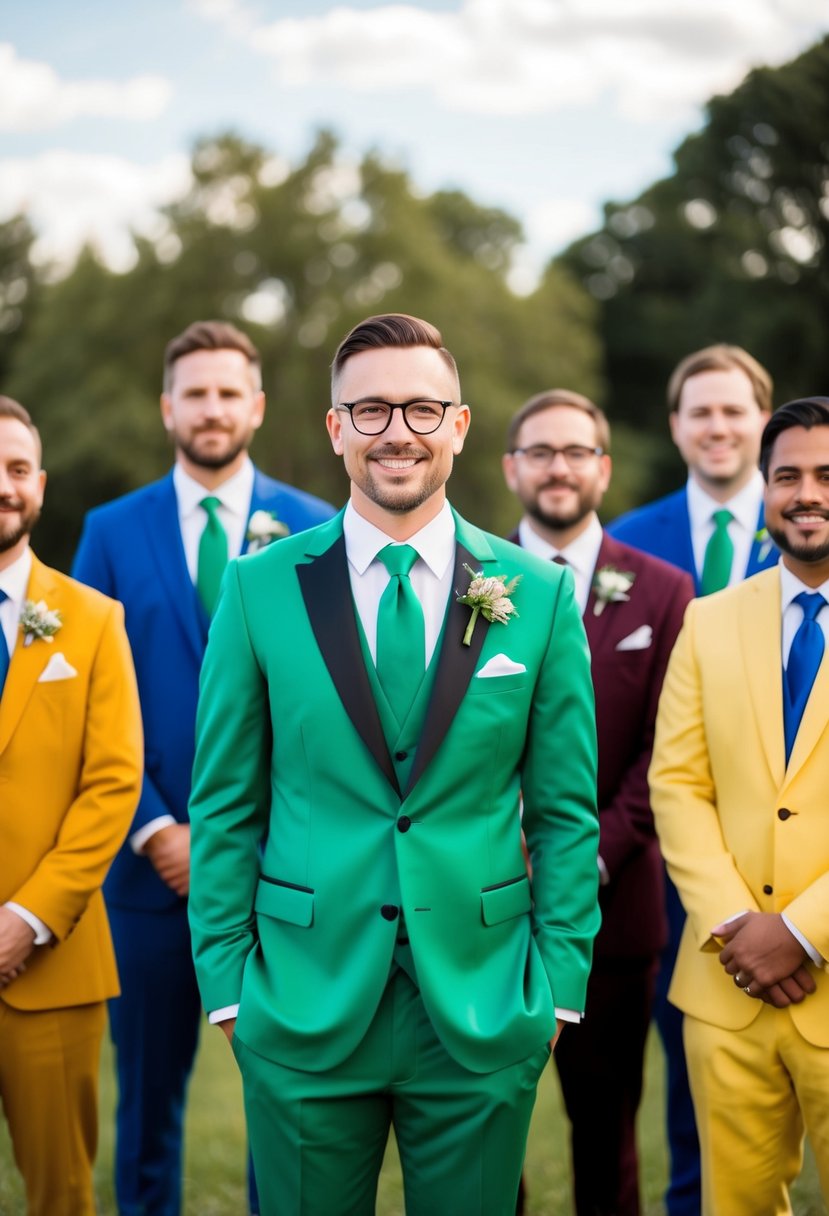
[[0, 396, 142, 1216], [649, 397, 829, 1216]]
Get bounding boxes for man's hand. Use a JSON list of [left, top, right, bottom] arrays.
[[144, 824, 191, 896], [218, 1017, 237, 1045], [750, 966, 817, 1008], [713, 911, 811, 992], [0, 906, 36, 987], [550, 1019, 564, 1052]]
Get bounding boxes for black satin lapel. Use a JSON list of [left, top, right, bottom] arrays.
[[405, 543, 488, 795], [297, 535, 399, 795]]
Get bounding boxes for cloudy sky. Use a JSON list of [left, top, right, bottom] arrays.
[[2, 0, 827, 289]]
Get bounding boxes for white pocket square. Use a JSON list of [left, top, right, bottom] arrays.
[[37, 652, 78, 682], [615, 625, 653, 652], [475, 654, 527, 678]]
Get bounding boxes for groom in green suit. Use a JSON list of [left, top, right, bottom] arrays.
[[188, 313, 600, 1215]]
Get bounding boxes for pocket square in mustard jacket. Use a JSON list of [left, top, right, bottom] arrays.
[[37, 651, 79, 682]]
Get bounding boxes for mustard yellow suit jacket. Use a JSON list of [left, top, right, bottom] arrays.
[[650, 567, 829, 1045], [0, 553, 143, 1012]]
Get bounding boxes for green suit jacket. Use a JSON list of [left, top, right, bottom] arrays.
[[188, 508, 600, 1074]]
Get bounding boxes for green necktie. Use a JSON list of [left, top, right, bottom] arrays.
[[700, 509, 734, 596], [376, 544, 425, 726], [197, 496, 228, 617]]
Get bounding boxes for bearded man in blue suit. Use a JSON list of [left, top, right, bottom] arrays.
[[72, 320, 334, 1216], [609, 343, 779, 1216]]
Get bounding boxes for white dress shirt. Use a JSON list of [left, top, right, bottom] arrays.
[[1, 545, 52, 944], [779, 564, 829, 665], [172, 458, 255, 581], [687, 471, 765, 586], [518, 515, 603, 616], [0, 545, 31, 660], [343, 499, 456, 661], [132, 460, 256, 855]]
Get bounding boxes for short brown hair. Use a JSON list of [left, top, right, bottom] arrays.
[[0, 395, 42, 465], [667, 344, 772, 414], [331, 313, 459, 400], [506, 388, 610, 454], [163, 320, 262, 393]]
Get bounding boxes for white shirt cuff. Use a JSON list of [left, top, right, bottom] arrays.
[[781, 913, 824, 967], [131, 815, 177, 854], [555, 1007, 582, 1024], [5, 902, 52, 945], [208, 1004, 240, 1025], [597, 856, 609, 886]]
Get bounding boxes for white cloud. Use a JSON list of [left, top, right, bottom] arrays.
[[0, 151, 192, 273], [192, 0, 828, 119], [0, 43, 171, 132]]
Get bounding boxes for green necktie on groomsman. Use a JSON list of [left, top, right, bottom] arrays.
[[700, 508, 734, 595], [197, 496, 228, 616]]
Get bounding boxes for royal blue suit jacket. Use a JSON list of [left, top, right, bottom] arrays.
[[607, 486, 779, 592], [72, 468, 335, 913]]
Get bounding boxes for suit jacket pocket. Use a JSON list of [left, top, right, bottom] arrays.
[[254, 877, 314, 927], [467, 672, 528, 695], [481, 875, 531, 925]]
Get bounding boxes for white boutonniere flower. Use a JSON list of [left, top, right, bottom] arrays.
[[754, 527, 773, 562], [246, 510, 290, 553], [592, 566, 635, 616], [456, 563, 521, 646], [20, 599, 63, 646]]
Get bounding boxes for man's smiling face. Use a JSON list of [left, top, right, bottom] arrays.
[[326, 345, 470, 535], [764, 424, 829, 585]]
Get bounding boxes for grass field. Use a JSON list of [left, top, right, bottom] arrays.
[[0, 1025, 823, 1214]]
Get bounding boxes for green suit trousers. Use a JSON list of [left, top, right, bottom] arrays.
[[233, 966, 549, 1216]]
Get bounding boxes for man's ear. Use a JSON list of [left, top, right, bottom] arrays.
[[326, 407, 344, 455]]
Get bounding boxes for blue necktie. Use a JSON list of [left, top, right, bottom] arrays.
[[0, 590, 10, 697], [783, 591, 826, 762]]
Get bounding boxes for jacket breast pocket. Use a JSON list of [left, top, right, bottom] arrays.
[[254, 877, 314, 927], [466, 673, 528, 696], [481, 875, 532, 925]]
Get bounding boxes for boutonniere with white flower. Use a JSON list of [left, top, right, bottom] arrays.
[[456, 563, 521, 646], [754, 527, 773, 562], [592, 566, 635, 616], [246, 510, 290, 553], [19, 599, 62, 646]]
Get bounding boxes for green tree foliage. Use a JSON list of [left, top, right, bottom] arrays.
[[561, 35, 829, 507], [3, 130, 601, 568], [0, 214, 39, 386]]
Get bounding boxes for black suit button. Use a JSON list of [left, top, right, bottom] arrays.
[[763, 884, 774, 895], [778, 808, 792, 821], [397, 816, 412, 833], [380, 904, 399, 921], [395, 750, 408, 761]]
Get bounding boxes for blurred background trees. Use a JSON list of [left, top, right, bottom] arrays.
[[563, 34, 829, 504], [2, 36, 828, 569]]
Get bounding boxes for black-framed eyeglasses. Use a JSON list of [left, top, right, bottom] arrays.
[[510, 444, 604, 469], [337, 398, 455, 435]]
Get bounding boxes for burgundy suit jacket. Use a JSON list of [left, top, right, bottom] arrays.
[[508, 528, 694, 961]]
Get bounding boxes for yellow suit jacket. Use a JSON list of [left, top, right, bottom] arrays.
[[0, 552, 142, 1011], [650, 567, 829, 1045]]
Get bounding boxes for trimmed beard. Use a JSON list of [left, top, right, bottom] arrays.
[[176, 433, 251, 471], [0, 505, 40, 553], [766, 519, 829, 566]]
